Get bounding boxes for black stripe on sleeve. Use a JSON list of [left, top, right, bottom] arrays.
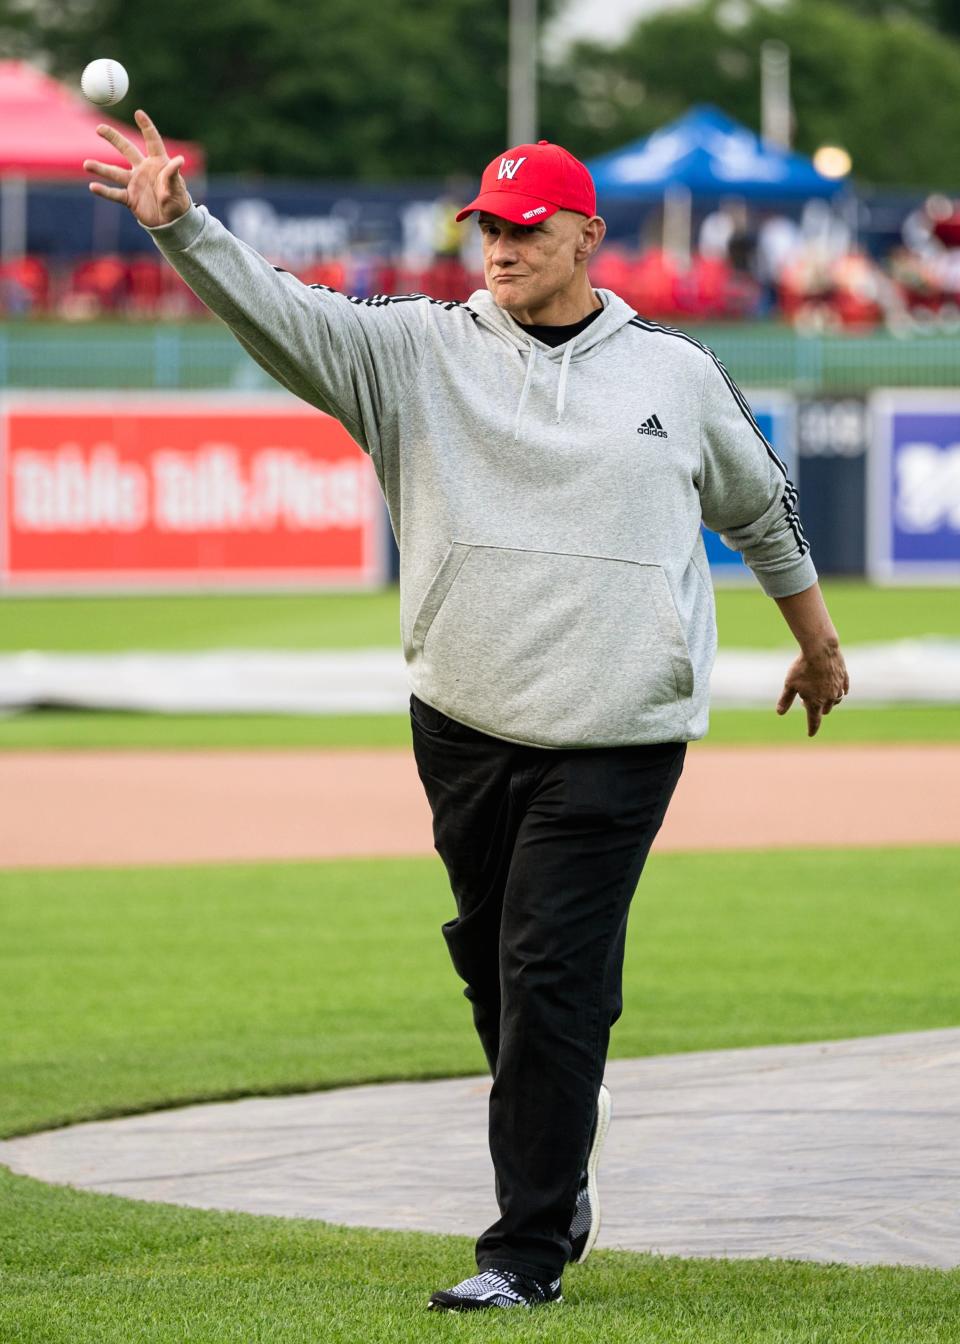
[[627, 316, 788, 478], [628, 316, 809, 557]]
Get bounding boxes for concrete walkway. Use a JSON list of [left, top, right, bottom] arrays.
[[3, 1029, 959, 1269]]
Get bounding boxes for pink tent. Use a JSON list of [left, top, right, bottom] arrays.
[[0, 60, 204, 178], [0, 61, 204, 258]]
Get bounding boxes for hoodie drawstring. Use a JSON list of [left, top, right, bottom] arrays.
[[555, 337, 576, 423], [514, 335, 578, 439], [514, 341, 538, 441]]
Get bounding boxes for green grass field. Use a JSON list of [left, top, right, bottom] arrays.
[[4, 850, 959, 1136], [1, 704, 958, 750], [2, 580, 958, 1340], [1, 581, 958, 749], [1, 581, 958, 651], [2, 848, 959, 1341], [6, 1171, 956, 1344]]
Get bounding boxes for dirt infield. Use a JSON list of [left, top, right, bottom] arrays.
[[1, 743, 957, 869]]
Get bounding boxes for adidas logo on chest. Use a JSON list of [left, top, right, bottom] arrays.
[[637, 414, 668, 439]]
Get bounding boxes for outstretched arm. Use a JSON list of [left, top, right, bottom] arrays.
[[774, 582, 849, 737], [84, 109, 190, 227], [81, 111, 428, 457]]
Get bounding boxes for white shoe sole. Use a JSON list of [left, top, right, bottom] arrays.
[[427, 1296, 564, 1312], [574, 1083, 612, 1264]]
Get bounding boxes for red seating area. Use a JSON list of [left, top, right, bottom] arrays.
[[0, 254, 481, 317], [0, 256, 51, 314], [0, 254, 209, 318], [590, 248, 760, 320], [0, 245, 946, 330]]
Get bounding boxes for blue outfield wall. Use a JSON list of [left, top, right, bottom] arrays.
[[867, 392, 960, 582], [23, 178, 924, 262], [749, 389, 960, 584], [703, 392, 795, 581], [24, 179, 772, 261], [26, 180, 439, 260]]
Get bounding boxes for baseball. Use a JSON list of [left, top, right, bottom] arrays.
[[80, 59, 129, 107]]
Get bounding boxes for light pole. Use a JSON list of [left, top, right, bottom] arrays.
[[508, 0, 538, 147], [761, 39, 791, 149]]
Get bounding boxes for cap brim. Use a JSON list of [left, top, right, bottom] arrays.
[[455, 191, 562, 225]]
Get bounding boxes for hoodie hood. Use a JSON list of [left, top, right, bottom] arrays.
[[466, 286, 636, 357], [466, 287, 637, 436]]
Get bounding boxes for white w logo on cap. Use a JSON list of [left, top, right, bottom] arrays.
[[497, 156, 527, 180]]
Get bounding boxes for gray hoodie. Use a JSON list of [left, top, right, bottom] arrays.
[[148, 204, 816, 748]]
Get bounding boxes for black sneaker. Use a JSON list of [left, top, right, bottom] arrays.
[[568, 1083, 612, 1264], [427, 1269, 563, 1312]]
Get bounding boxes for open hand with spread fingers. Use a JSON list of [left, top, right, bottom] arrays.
[[83, 109, 190, 228]]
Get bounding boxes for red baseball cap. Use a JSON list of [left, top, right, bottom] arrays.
[[456, 140, 596, 225]]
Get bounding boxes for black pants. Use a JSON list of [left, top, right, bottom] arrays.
[[410, 693, 686, 1280]]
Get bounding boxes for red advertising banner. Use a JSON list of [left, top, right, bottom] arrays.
[[0, 396, 386, 590]]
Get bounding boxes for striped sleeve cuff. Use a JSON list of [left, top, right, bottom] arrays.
[[752, 553, 818, 599]]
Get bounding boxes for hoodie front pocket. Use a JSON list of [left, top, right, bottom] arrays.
[[411, 542, 472, 651], [410, 542, 694, 746]]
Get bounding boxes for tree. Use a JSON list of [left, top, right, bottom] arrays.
[[843, 0, 960, 37], [0, 0, 559, 179], [541, 0, 960, 189]]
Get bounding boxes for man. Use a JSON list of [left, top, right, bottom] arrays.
[[85, 116, 849, 1313]]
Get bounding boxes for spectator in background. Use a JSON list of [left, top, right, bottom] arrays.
[[901, 193, 953, 255], [433, 186, 468, 261], [698, 198, 738, 261], [755, 212, 800, 315], [698, 199, 757, 280], [726, 202, 757, 280], [799, 199, 851, 269], [892, 193, 960, 327], [429, 181, 475, 301], [0, 256, 50, 315]]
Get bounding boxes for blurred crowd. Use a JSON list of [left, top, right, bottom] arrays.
[[693, 193, 960, 333], [0, 251, 477, 322], [6, 193, 960, 332]]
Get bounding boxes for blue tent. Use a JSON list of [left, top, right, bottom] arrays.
[[587, 105, 844, 200]]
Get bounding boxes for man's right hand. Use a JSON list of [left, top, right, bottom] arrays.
[[83, 109, 190, 228]]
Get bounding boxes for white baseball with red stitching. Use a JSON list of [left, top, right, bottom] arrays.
[[80, 59, 129, 107]]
